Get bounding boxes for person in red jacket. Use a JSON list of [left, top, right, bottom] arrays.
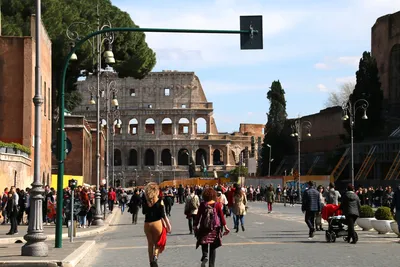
[[108, 188, 116, 213], [226, 184, 237, 229]]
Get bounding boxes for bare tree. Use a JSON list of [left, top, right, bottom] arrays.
[[325, 82, 355, 107]]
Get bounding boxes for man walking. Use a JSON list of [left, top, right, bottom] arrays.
[[302, 181, 321, 239]]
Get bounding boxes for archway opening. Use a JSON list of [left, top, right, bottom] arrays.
[[128, 149, 138, 166], [195, 117, 207, 134], [145, 118, 155, 134], [161, 118, 172, 135], [213, 149, 223, 165], [196, 148, 207, 166], [161, 149, 172, 165], [114, 149, 122, 166], [178, 118, 189, 135], [178, 148, 190, 165], [144, 149, 155, 166], [129, 118, 138, 135]]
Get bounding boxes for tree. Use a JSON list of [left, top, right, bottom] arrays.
[[345, 51, 384, 140], [259, 81, 293, 176], [1, 0, 156, 112], [229, 166, 248, 183], [325, 82, 355, 108]]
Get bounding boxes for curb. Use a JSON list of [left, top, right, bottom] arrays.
[[62, 240, 96, 267], [0, 211, 117, 245]]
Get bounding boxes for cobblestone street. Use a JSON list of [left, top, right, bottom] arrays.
[[77, 202, 400, 267]]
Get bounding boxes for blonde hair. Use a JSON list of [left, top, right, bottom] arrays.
[[144, 182, 159, 206]]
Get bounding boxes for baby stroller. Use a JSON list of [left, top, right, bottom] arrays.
[[321, 204, 358, 243]]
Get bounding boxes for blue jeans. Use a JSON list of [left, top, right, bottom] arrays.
[[120, 203, 126, 213], [236, 215, 244, 227], [79, 215, 86, 227], [230, 207, 237, 227]]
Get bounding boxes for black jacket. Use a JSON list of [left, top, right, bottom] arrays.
[[302, 187, 321, 212], [341, 191, 361, 217]]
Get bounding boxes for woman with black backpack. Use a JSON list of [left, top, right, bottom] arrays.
[[193, 187, 230, 267]]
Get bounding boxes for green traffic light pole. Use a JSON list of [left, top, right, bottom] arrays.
[[56, 16, 263, 248]]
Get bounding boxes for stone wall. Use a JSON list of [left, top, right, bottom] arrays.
[[0, 153, 32, 190]]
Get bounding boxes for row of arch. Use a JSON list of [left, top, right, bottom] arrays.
[[113, 148, 225, 166], [108, 117, 207, 135]]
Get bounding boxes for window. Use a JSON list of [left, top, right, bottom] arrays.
[[164, 88, 170, 96], [132, 127, 137, 134], [183, 126, 189, 134], [44, 81, 47, 116], [148, 104, 153, 108], [130, 89, 136, 96], [181, 104, 187, 108]]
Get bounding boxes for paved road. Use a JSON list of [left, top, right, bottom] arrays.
[[78, 201, 400, 267]]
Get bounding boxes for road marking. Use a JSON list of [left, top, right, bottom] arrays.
[[104, 239, 397, 250]]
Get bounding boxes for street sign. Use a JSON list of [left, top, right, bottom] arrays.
[[240, 16, 263, 50], [52, 138, 72, 159]]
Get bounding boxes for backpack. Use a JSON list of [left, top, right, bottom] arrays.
[[327, 190, 336, 204], [188, 195, 197, 212], [201, 203, 221, 231]]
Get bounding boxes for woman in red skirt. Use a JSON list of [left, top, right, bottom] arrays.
[[143, 182, 171, 267]]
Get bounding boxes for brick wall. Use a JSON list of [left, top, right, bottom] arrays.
[[0, 16, 52, 185], [294, 107, 347, 153], [0, 153, 32, 190], [88, 121, 106, 186], [239, 123, 265, 137]]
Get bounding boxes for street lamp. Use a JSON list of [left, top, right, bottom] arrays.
[[184, 150, 191, 178], [290, 117, 312, 202], [21, 0, 49, 256], [267, 144, 272, 177], [171, 156, 176, 183], [147, 166, 153, 182], [342, 99, 369, 187], [64, 4, 116, 229], [134, 168, 138, 187]]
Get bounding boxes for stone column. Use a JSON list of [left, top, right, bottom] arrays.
[[206, 116, 211, 134], [208, 145, 213, 166], [155, 118, 161, 139], [189, 116, 195, 139], [225, 144, 231, 166], [172, 118, 177, 139]]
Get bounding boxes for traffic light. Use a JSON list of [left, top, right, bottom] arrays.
[[240, 16, 263, 50], [68, 179, 77, 190]]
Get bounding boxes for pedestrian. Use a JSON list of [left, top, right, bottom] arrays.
[[108, 188, 116, 213], [266, 184, 275, 213], [193, 187, 230, 267], [184, 188, 200, 234], [142, 182, 171, 267], [340, 184, 361, 244], [6, 187, 18, 235], [391, 185, 400, 237], [233, 184, 247, 232], [315, 185, 325, 231], [325, 182, 341, 205], [119, 189, 128, 214], [301, 181, 321, 239], [129, 189, 142, 224]]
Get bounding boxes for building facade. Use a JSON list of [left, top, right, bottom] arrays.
[[0, 16, 52, 186], [372, 11, 400, 116], [75, 70, 264, 185]]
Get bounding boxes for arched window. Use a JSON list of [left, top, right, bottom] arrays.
[[196, 149, 207, 166], [161, 118, 172, 135], [128, 149, 138, 166], [145, 118, 155, 134], [178, 148, 190, 165], [195, 117, 207, 134], [213, 149, 223, 165], [129, 118, 138, 135], [114, 149, 122, 166], [161, 149, 172, 165], [144, 149, 155, 166], [178, 118, 189, 134]]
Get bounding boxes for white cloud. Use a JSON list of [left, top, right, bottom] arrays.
[[337, 56, 360, 67], [314, 63, 329, 70], [317, 84, 329, 92], [336, 76, 356, 84]]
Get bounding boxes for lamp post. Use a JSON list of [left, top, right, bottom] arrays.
[[21, 0, 49, 256], [171, 156, 176, 184], [147, 166, 152, 182], [185, 150, 190, 178], [63, 4, 115, 231], [342, 99, 369, 187], [134, 169, 138, 187], [291, 117, 312, 202], [267, 144, 272, 177]]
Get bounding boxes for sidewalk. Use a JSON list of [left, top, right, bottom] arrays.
[[0, 211, 117, 245], [0, 210, 120, 267]]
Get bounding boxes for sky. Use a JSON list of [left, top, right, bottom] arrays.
[[113, 0, 400, 133]]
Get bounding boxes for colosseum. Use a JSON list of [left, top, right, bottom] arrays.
[[75, 69, 264, 186]]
